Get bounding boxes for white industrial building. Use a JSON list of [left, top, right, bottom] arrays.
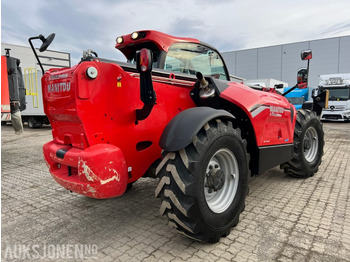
[[1, 43, 70, 72], [222, 35, 350, 88]]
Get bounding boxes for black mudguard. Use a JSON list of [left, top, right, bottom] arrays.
[[159, 107, 234, 152]]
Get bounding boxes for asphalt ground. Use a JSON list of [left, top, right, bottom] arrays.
[[1, 122, 350, 261]]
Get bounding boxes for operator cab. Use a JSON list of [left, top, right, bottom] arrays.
[[115, 30, 230, 81]]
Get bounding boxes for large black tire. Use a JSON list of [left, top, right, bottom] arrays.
[[281, 109, 324, 178], [155, 119, 249, 243]]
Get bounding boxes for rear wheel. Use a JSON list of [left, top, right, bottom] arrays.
[[155, 119, 249, 243], [281, 109, 324, 178], [28, 117, 43, 128]]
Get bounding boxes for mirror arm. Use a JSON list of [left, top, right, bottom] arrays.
[[282, 84, 298, 97], [28, 36, 45, 75], [135, 49, 156, 124], [306, 59, 310, 87]]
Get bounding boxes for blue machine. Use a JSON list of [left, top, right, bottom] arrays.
[[284, 87, 309, 109]]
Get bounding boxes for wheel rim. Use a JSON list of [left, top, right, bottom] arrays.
[[303, 126, 319, 163], [204, 148, 239, 213]]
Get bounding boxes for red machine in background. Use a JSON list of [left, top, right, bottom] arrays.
[[1, 49, 26, 133], [30, 31, 328, 242], [1, 56, 11, 122]]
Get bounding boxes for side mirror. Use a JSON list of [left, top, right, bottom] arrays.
[[28, 33, 55, 74], [297, 68, 308, 84], [39, 33, 56, 52], [297, 68, 308, 88], [301, 49, 312, 60]]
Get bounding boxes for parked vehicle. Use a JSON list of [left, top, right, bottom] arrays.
[[30, 31, 327, 242], [319, 74, 350, 121], [21, 69, 50, 128], [1, 49, 26, 133]]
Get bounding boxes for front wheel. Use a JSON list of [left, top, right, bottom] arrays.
[[155, 119, 249, 243], [281, 109, 324, 178]]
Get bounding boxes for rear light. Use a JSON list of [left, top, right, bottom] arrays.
[[138, 48, 152, 72]]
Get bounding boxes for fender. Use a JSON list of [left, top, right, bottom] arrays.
[[159, 107, 234, 152]]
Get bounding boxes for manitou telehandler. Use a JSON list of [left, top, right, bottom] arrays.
[[29, 30, 328, 243]]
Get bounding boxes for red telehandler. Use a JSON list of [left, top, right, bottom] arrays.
[[29, 31, 328, 242]]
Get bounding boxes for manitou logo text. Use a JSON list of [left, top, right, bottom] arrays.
[[270, 106, 284, 117], [47, 82, 71, 93]]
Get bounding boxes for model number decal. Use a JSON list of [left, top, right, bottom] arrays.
[[51, 74, 69, 80], [270, 106, 284, 117], [47, 82, 71, 93]]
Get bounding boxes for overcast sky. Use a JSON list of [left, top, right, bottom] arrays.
[[2, 0, 350, 65]]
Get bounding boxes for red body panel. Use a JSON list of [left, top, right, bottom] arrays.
[[42, 61, 196, 198], [220, 82, 296, 146], [43, 141, 128, 198]]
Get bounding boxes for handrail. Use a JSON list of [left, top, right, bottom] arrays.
[[24, 68, 39, 108]]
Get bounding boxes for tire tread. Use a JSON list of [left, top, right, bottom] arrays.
[[156, 119, 249, 242]]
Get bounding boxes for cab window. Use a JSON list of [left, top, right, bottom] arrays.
[[164, 43, 228, 80]]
